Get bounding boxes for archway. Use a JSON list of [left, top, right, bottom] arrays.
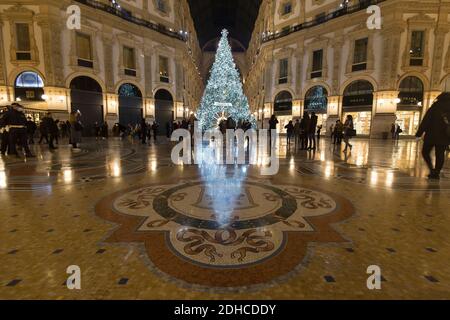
[[154, 89, 174, 137], [396, 76, 424, 135], [342, 80, 374, 135], [274, 91, 293, 133], [118, 83, 143, 127], [70, 76, 103, 137], [14, 71, 45, 102]]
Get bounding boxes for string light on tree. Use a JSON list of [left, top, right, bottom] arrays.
[[197, 29, 256, 130]]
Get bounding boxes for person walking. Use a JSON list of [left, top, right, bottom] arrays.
[[416, 92, 450, 180], [330, 124, 335, 143], [38, 115, 49, 144], [308, 112, 318, 150], [343, 114, 354, 152], [391, 123, 396, 140], [43, 113, 58, 150], [69, 110, 82, 150], [26, 117, 37, 145], [334, 120, 343, 145]]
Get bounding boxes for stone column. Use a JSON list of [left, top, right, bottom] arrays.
[[294, 44, 303, 97], [373, 25, 404, 138], [0, 19, 10, 103], [102, 29, 115, 94], [0, 19, 6, 86], [430, 25, 449, 90]]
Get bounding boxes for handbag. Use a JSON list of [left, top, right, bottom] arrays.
[[348, 129, 357, 137]]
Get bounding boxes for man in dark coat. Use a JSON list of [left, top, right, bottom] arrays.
[[140, 118, 147, 144], [43, 113, 58, 150], [26, 117, 37, 144], [416, 92, 450, 180], [299, 111, 310, 150], [7, 104, 34, 157], [308, 112, 318, 150], [0, 107, 10, 155]]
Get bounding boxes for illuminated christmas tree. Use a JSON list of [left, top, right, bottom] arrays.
[[197, 29, 255, 131]]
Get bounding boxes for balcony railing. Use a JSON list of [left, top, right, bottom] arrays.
[[262, 0, 386, 43], [74, 0, 186, 42]]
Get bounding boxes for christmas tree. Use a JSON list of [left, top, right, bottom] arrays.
[[197, 29, 255, 131]]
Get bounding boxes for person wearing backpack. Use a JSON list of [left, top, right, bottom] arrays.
[[416, 92, 450, 180]]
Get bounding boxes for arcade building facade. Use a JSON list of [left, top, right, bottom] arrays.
[[0, 0, 204, 135], [243, 0, 450, 137]]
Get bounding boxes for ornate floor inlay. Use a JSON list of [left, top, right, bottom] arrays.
[[95, 178, 355, 289]]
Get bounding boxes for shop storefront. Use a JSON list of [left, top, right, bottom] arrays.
[[304, 86, 328, 134], [396, 76, 423, 135], [274, 91, 293, 134], [342, 80, 374, 135]]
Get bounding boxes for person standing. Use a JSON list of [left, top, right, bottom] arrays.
[[329, 124, 335, 143], [317, 125, 322, 141], [268, 115, 278, 147], [152, 122, 159, 142], [140, 118, 147, 145], [293, 119, 301, 148], [299, 111, 310, 150], [102, 122, 109, 140], [284, 120, 294, 147], [395, 124, 402, 141], [416, 92, 450, 180], [308, 112, 318, 150], [26, 117, 37, 145], [343, 114, 354, 152], [69, 111, 82, 150], [391, 123, 396, 140], [0, 107, 10, 155], [7, 104, 34, 158]]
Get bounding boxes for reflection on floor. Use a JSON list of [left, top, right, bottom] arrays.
[[0, 137, 449, 299]]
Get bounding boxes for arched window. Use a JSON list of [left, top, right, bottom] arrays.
[[274, 91, 293, 115], [398, 76, 423, 106], [118, 83, 142, 97], [155, 89, 173, 102], [15, 71, 44, 88], [343, 80, 374, 96], [14, 71, 45, 101], [70, 76, 102, 93], [305, 86, 328, 112], [342, 80, 374, 108]]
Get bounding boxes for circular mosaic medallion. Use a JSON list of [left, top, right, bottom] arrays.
[[96, 178, 354, 289]]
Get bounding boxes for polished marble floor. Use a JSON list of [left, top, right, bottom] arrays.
[[0, 136, 449, 299]]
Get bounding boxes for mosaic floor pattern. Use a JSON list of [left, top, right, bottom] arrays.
[[0, 138, 449, 299]]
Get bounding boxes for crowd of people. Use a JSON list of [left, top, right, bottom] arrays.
[[269, 112, 355, 153], [2, 99, 449, 180], [0, 104, 87, 158]]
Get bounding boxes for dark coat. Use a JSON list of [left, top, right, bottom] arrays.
[[416, 93, 450, 145], [309, 114, 318, 134], [44, 117, 58, 135]]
